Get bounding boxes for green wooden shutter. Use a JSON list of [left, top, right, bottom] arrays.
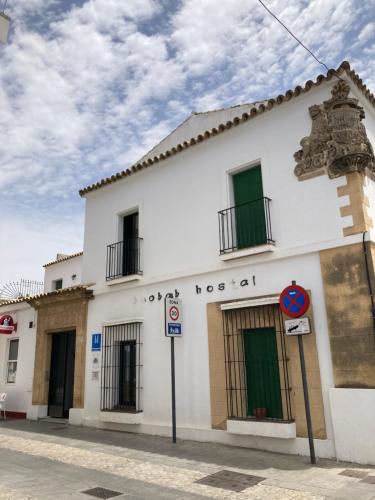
[[243, 327, 283, 419], [232, 166, 266, 248]]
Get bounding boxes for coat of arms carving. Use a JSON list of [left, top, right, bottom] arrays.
[[294, 80, 375, 180]]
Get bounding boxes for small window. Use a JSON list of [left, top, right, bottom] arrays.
[[53, 279, 63, 290], [7, 339, 19, 383]]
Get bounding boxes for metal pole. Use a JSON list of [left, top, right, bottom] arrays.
[[171, 336, 176, 443], [297, 334, 316, 464]]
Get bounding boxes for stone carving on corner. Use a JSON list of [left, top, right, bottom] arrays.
[[294, 80, 375, 180]]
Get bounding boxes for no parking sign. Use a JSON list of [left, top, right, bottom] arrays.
[[280, 284, 310, 318]]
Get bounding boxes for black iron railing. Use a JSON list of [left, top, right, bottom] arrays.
[[222, 303, 293, 422], [106, 238, 143, 281], [218, 197, 274, 254]]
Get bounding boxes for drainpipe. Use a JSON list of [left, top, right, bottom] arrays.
[[362, 231, 375, 334]]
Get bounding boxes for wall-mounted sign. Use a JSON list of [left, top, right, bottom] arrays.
[[91, 333, 101, 351], [0, 315, 17, 335], [285, 317, 311, 336], [165, 298, 183, 337], [280, 284, 310, 318]]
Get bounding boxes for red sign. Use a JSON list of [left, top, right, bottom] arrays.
[[280, 285, 310, 318], [169, 306, 179, 322], [0, 315, 17, 334]]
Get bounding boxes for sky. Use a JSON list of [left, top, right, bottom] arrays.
[[0, 0, 374, 289]]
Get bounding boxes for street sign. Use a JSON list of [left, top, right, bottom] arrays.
[[92, 333, 102, 351], [280, 284, 310, 318], [165, 298, 183, 337], [285, 317, 310, 336]]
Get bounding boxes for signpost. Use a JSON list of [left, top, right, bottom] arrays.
[[165, 297, 183, 443], [280, 282, 316, 465]]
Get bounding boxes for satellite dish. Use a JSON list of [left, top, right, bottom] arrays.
[[0, 1, 10, 44]]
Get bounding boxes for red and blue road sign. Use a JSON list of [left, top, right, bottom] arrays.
[[279, 285, 310, 318]]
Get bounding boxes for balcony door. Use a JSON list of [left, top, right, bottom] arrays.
[[122, 212, 139, 276], [233, 165, 266, 248]]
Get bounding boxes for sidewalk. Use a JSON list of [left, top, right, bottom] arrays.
[[0, 418, 374, 499]]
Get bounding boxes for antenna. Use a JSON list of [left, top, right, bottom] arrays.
[[0, 279, 44, 300]]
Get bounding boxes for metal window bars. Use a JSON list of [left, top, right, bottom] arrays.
[[106, 238, 143, 280], [100, 323, 143, 413], [218, 197, 274, 254], [222, 303, 293, 422]]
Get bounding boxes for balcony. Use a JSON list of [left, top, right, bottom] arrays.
[[106, 238, 143, 281], [218, 197, 274, 255]]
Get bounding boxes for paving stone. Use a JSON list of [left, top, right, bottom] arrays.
[[362, 476, 375, 484], [82, 487, 123, 499], [195, 469, 265, 492], [339, 469, 368, 479]]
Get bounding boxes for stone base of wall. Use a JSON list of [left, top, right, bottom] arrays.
[[330, 388, 375, 465]]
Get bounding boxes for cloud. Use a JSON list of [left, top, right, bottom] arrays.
[[0, 0, 373, 285]]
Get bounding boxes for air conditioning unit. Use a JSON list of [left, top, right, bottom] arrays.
[[0, 12, 10, 44]]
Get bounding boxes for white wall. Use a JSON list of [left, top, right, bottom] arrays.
[[82, 78, 369, 289], [44, 254, 83, 293], [330, 388, 375, 465], [83, 251, 336, 456], [0, 302, 36, 414]]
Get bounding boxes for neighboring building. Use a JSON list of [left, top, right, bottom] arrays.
[[0, 299, 36, 418], [27, 252, 92, 422], [0, 253, 91, 421], [77, 61, 375, 465]]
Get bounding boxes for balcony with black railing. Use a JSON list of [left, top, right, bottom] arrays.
[[106, 238, 143, 281], [218, 197, 274, 254]]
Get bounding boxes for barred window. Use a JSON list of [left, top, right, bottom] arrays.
[[222, 303, 293, 422], [101, 322, 142, 412]]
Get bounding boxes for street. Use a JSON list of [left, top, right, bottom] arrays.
[[0, 420, 373, 499]]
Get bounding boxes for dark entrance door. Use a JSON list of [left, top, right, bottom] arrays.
[[122, 212, 139, 276], [48, 331, 76, 418], [232, 165, 266, 248], [243, 327, 283, 419], [118, 340, 136, 409]]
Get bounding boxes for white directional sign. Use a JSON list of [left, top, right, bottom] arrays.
[[165, 298, 183, 337], [285, 317, 311, 336]]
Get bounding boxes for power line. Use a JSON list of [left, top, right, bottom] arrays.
[[257, 0, 331, 73]]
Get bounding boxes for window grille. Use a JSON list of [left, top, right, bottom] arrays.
[[222, 303, 293, 422], [101, 323, 142, 412]]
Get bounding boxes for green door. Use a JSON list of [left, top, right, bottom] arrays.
[[232, 166, 266, 248], [243, 327, 283, 419]]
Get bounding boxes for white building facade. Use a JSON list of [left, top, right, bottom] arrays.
[[77, 62, 375, 464], [0, 300, 36, 417]]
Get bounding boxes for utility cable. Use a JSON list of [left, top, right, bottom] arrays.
[[257, 0, 330, 73], [362, 231, 375, 335]]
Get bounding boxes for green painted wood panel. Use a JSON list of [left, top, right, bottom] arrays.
[[243, 327, 283, 419], [232, 166, 266, 248]]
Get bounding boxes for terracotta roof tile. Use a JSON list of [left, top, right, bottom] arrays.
[[43, 251, 83, 268], [79, 61, 375, 197]]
